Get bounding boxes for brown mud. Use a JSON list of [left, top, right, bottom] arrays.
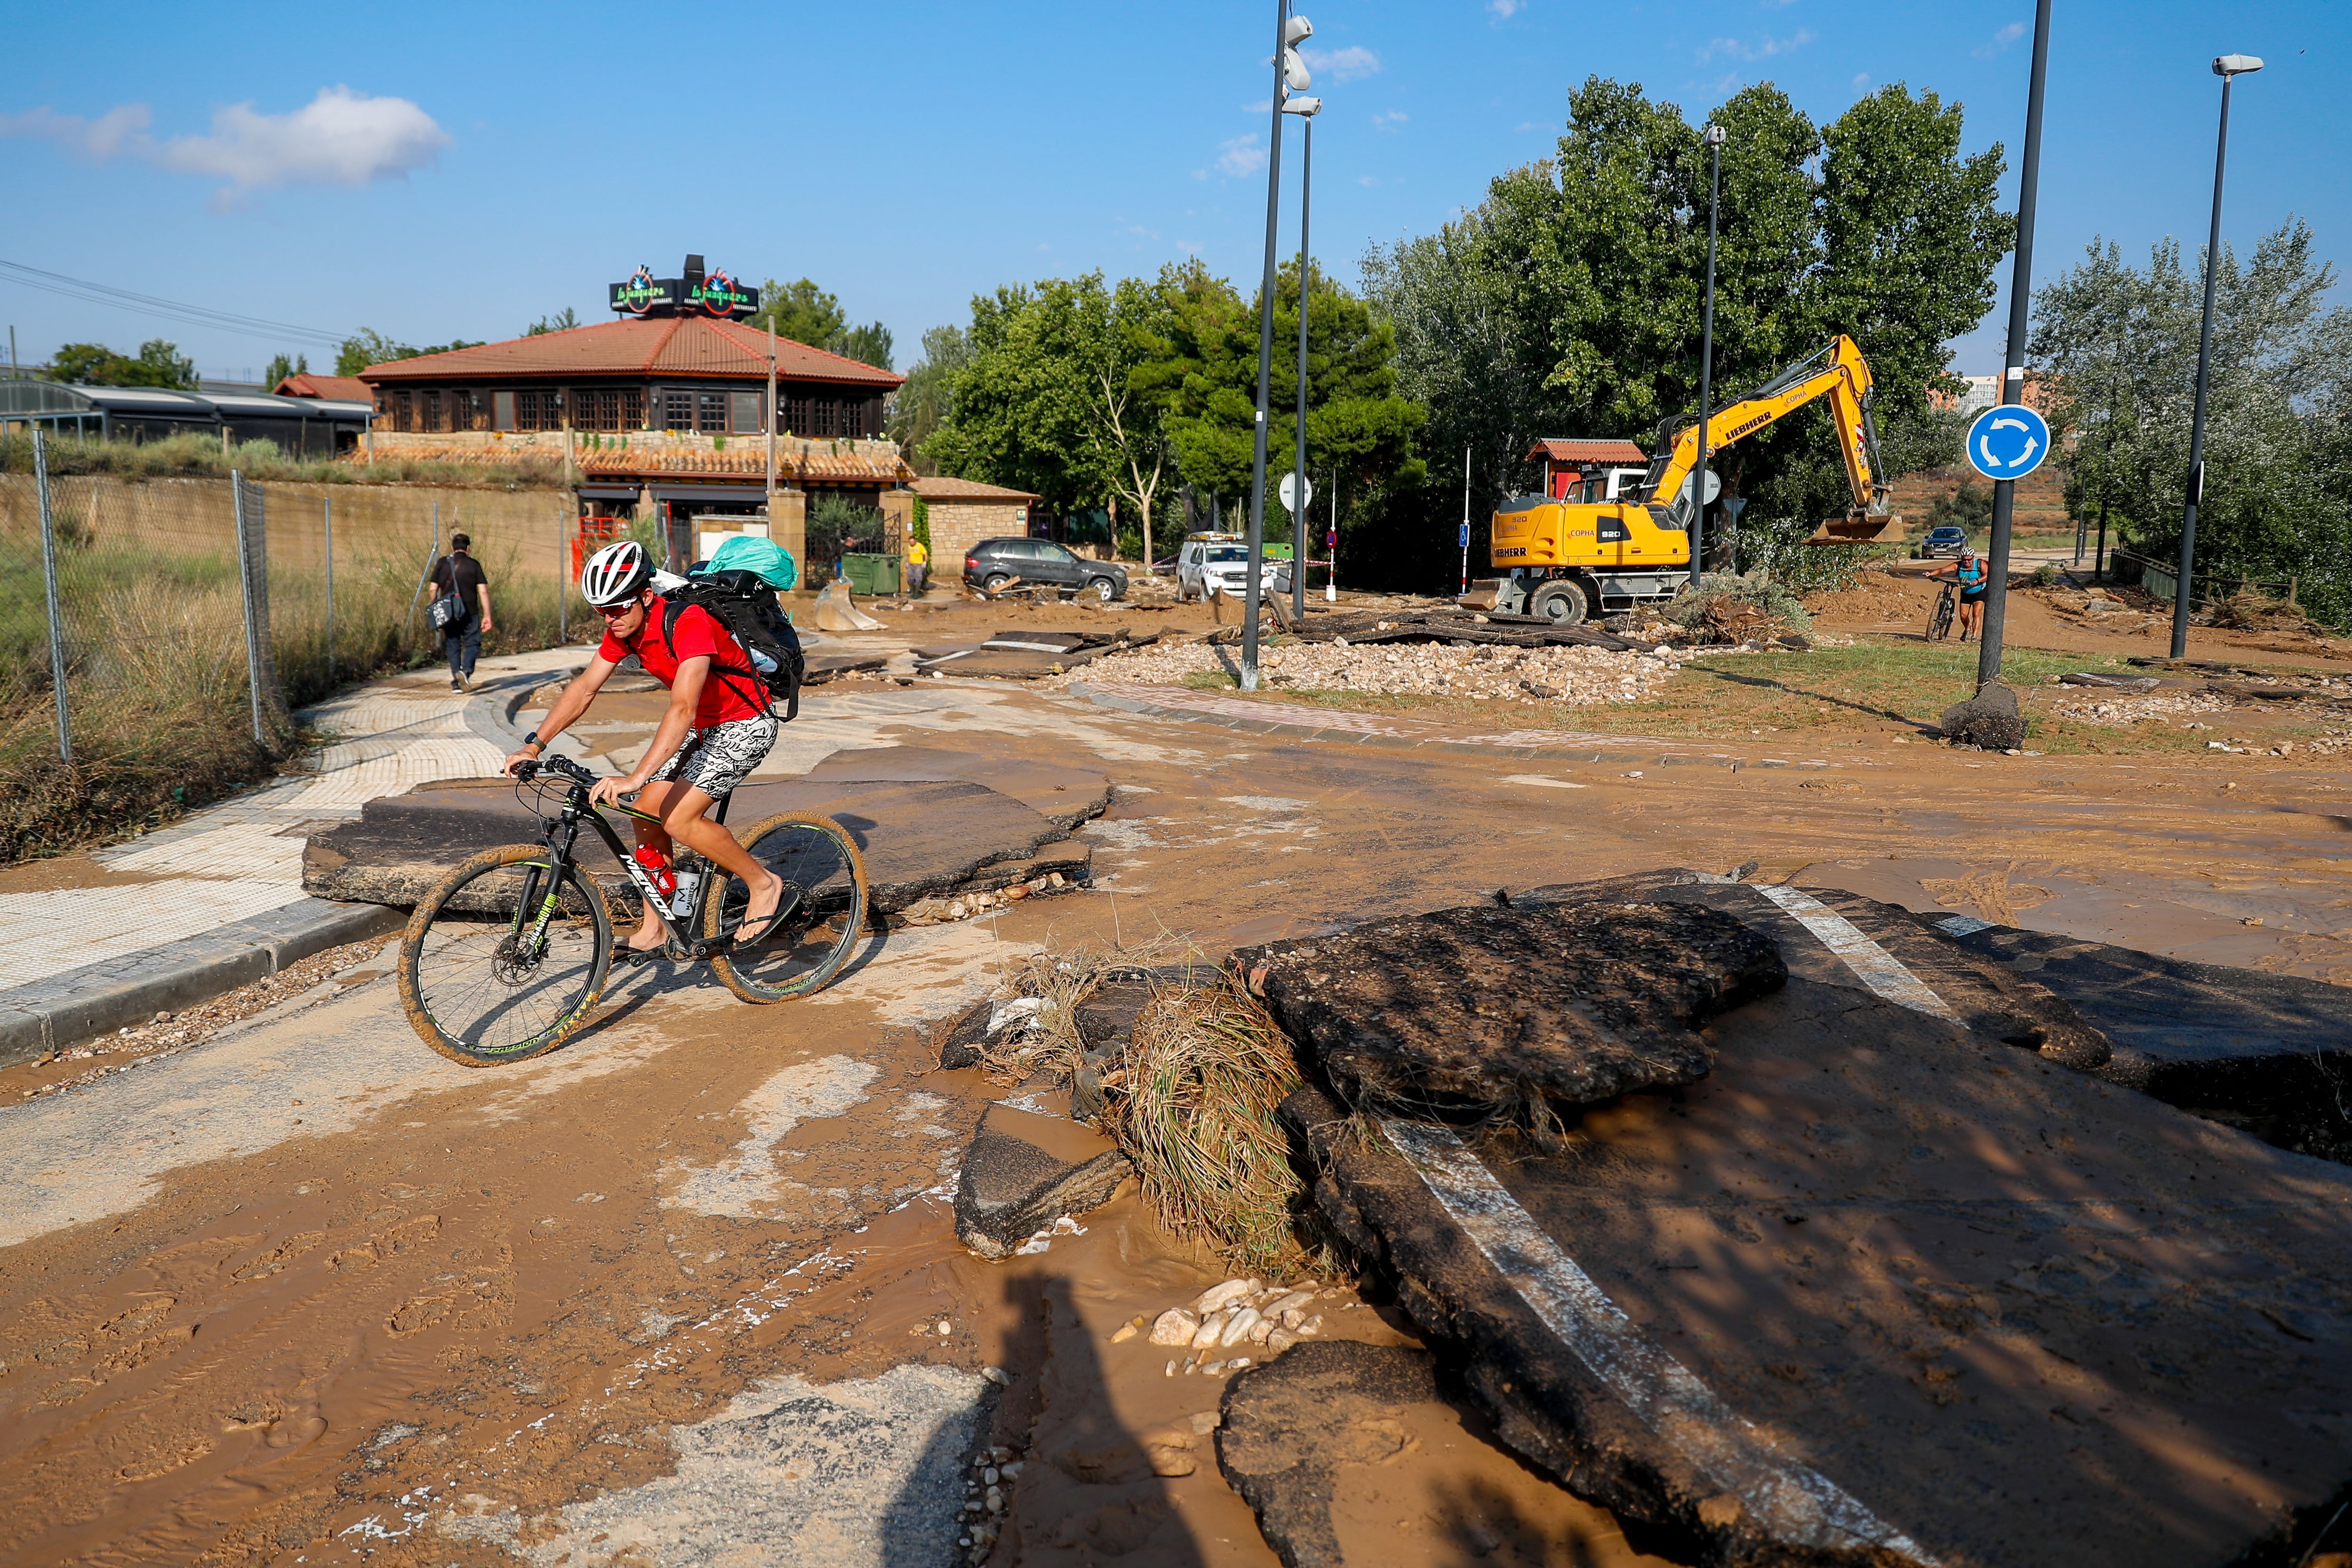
[[3, 668, 2348, 1566]]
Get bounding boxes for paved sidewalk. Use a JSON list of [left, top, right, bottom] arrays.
[[0, 645, 585, 1058]]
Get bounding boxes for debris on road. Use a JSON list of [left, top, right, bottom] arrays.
[[1216, 1341, 1439, 1568], [1057, 637, 1692, 705], [1937, 679, 2027, 750], [810, 581, 886, 631], [952, 1097, 1131, 1260]]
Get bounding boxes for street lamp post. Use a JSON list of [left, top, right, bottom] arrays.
[[2171, 52, 2264, 659], [1243, 4, 1313, 690], [1285, 88, 1321, 624], [1688, 122, 1725, 587]]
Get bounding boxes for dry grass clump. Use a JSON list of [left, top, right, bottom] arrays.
[[2208, 588, 2322, 636], [1662, 572, 1813, 644], [1105, 976, 1310, 1275]]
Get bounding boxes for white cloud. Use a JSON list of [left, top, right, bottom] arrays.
[[1490, 0, 1524, 17], [1217, 134, 1268, 178], [1852, 72, 1872, 89], [0, 86, 445, 204], [0, 103, 154, 159], [1699, 29, 1814, 64], [1303, 45, 1381, 83], [1359, 174, 1378, 187], [1973, 21, 2028, 58], [1372, 109, 1409, 131]]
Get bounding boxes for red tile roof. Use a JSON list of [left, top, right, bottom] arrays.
[[1527, 438, 1650, 465], [358, 316, 902, 388], [912, 475, 1041, 503], [275, 372, 376, 402]]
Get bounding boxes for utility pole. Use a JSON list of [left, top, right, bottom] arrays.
[[2172, 52, 2265, 658], [1976, 0, 2053, 686], [1690, 123, 1725, 586], [1285, 87, 1322, 623], [766, 320, 779, 527]]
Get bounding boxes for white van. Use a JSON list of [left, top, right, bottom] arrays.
[[1176, 534, 1290, 602]]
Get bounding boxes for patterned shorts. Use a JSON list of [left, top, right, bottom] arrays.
[[646, 715, 777, 800]]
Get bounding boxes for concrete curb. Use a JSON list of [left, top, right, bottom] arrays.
[[0, 897, 407, 1068], [1066, 681, 1840, 771]]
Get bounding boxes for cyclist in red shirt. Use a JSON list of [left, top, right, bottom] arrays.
[[505, 541, 786, 957]]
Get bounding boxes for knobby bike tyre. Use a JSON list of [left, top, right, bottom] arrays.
[[707, 814, 871, 1003], [1928, 591, 1955, 643], [399, 844, 614, 1066]]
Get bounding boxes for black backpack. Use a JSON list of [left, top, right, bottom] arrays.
[[655, 569, 805, 722]]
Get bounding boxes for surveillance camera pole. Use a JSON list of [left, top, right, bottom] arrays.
[[1242, 0, 1293, 692]]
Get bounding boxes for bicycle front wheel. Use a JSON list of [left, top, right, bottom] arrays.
[[398, 844, 613, 1066], [707, 815, 870, 1003]]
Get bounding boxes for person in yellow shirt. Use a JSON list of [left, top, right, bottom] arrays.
[[906, 535, 930, 594]]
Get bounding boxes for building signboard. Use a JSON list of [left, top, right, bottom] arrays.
[[607, 255, 760, 320]]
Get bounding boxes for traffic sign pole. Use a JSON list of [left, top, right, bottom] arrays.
[[1978, 0, 2053, 689]]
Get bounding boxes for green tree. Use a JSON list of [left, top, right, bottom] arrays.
[[334, 328, 482, 376], [924, 275, 1124, 522], [50, 339, 198, 389], [2032, 219, 2352, 628], [749, 278, 890, 367], [524, 307, 580, 336], [1131, 259, 1425, 574], [889, 324, 973, 462], [829, 321, 893, 371], [1363, 76, 2007, 584], [263, 352, 308, 389]]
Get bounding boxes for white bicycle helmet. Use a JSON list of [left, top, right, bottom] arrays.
[[581, 539, 654, 606]]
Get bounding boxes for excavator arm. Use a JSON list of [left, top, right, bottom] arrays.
[[1641, 335, 1897, 541]]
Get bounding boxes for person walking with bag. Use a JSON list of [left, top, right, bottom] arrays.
[[428, 533, 495, 691]]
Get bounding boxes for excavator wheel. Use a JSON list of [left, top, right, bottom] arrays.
[[1529, 579, 1591, 626]]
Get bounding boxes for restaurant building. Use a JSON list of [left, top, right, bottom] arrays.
[[356, 255, 912, 567]]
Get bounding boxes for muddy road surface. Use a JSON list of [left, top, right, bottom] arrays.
[[2, 676, 2345, 1567]]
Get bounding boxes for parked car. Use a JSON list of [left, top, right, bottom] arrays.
[[1921, 525, 1969, 559], [961, 537, 1128, 601], [1176, 534, 1290, 601]]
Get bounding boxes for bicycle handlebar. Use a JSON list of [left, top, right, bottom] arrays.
[[511, 754, 599, 788]]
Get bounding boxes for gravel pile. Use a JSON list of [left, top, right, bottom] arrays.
[[2042, 690, 2232, 725], [1055, 638, 1692, 705], [1102, 1274, 1351, 1379]]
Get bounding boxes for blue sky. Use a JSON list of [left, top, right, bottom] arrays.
[[3, 0, 2344, 384]]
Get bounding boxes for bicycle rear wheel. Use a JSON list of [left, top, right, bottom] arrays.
[[707, 815, 870, 1003], [399, 844, 613, 1065], [1929, 592, 1955, 642]]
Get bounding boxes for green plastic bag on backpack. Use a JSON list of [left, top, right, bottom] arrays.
[[702, 533, 797, 591]]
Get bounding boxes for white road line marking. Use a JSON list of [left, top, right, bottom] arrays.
[[1382, 1120, 1937, 1564], [1752, 884, 1958, 1020], [1936, 913, 1995, 937]]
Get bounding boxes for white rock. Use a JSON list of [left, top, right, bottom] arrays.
[[1191, 1310, 1231, 1349], [1149, 1307, 1200, 1346], [1194, 1277, 1260, 1315], [1247, 1315, 1275, 1345], [1263, 1289, 1316, 1321], [983, 1467, 999, 1486], [1296, 1313, 1324, 1336], [981, 1365, 1010, 1386], [1220, 1306, 1262, 1348], [1279, 1306, 1308, 1329], [1267, 1328, 1301, 1353], [1002, 1462, 1024, 1478]]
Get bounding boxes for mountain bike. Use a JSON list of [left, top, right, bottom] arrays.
[[1926, 581, 1957, 642], [397, 754, 869, 1067]]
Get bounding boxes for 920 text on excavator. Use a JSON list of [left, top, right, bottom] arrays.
[[1489, 334, 1904, 625]]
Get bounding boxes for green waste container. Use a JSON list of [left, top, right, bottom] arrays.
[[838, 553, 902, 595]]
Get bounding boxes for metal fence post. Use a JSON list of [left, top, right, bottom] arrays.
[[32, 430, 71, 765], [557, 504, 568, 642], [231, 472, 269, 746], [323, 495, 335, 681]]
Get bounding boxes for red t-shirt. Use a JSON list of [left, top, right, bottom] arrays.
[[599, 597, 765, 727]]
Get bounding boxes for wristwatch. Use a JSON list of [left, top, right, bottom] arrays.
[[521, 730, 543, 751]]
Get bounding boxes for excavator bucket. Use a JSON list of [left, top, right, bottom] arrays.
[[1804, 512, 1905, 546]]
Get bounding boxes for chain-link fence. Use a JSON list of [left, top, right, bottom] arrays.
[[0, 431, 588, 860]]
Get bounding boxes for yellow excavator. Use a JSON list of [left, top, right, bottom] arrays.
[[1489, 334, 1902, 623]]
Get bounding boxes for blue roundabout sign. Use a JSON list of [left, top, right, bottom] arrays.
[[1966, 403, 2051, 482]]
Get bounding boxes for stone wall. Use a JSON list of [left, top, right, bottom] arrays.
[[925, 502, 1033, 580]]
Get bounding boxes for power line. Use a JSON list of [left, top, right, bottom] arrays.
[[0, 258, 354, 350]]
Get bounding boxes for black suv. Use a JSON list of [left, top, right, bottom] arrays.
[[962, 537, 1129, 601]]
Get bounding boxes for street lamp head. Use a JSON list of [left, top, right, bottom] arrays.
[[1281, 94, 1323, 116], [2213, 53, 2264, 77], [1285, 14, 1313, 45], [1703, 123, 1727, 147], [1281, 48, 1312, 92]]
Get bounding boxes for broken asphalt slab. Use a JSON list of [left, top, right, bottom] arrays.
[[912, 628, 1160, 680], [952, 1098, 1131, 1260], [1215, 1340, 1444, 1568], [1286, 971, 2352, 1568], [1927, 913, 2352, 1162], [303, 752, 1100, 915], [1243, 902, 1787, 1122]]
